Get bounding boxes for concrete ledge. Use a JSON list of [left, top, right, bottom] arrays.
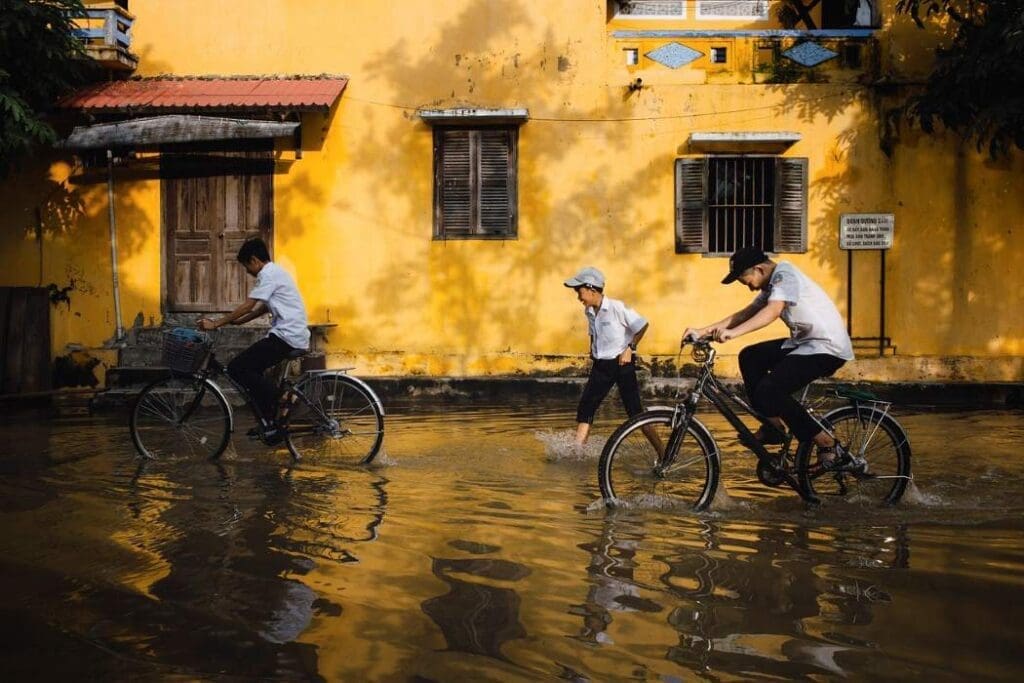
[[87, 374, 1022, 413]]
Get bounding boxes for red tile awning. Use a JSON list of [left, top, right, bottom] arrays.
[[60, 76, 348, 113]]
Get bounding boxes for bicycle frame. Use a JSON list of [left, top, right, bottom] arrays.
[[197, 357, 373, 439], [671, 342, 815, 502]]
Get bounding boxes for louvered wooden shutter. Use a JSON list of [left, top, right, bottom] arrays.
[[435, 127, 517, 238], [479, 129, 514, 234], [437, 130, 472, 235], [773, 157, 807, 253], [675, 157, 707, 254]]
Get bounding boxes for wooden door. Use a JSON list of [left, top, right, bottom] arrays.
[[162, 144, 274, 312], [0, 287, 51, 394]]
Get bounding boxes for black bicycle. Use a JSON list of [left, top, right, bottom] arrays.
[[129, 329, 384, 464], [598, 338, 912, 510]]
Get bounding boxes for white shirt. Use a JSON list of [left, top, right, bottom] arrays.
[[585, 296, 648, 360], [248, 262, 310, 351], [753, 261, 854, 360]]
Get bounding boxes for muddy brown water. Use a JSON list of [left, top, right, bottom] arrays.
[[1, 403, 1022, 680]]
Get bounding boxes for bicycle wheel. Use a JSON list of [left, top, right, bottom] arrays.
[[284, 372, 384, 464], [130, 375, 231, 460], [795, 405, 912, 505], [599, 409, 720, 511]]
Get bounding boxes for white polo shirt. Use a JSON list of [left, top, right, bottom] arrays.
[[753, 261, 854, 360], [585, 296, 648, 360], [248, 262, 310, 351]]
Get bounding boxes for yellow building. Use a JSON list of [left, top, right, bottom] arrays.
[[1, 0, 1021, 392]]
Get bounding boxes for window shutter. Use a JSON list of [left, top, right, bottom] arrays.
[[478, 129, 513, 234], [773, 157, 807, 253], [438, 130, 473, 235], [675, 157, 707, 254]]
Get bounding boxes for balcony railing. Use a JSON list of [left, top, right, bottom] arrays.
[[73, 5, 137, 71]]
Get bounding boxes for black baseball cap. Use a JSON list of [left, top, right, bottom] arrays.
[[721, 246, 768, 284]]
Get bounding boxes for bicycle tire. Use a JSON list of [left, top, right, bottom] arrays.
[[284, 372, 384, 465], [129, 375, 232, 460], [795, 405, 912, 505], [599, 409, 720, 511]]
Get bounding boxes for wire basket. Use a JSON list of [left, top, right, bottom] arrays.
[[162, 328, 212, 375]]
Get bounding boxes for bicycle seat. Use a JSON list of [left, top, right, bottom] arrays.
[[286, 348, 308, 359]]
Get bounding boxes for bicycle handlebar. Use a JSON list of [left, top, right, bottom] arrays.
[[680, 335, 715, 362]]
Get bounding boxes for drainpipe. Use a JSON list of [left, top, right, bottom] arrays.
[[106, 149, 124, 341]]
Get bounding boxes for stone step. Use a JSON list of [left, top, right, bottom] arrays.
[[106, 366, 171, 388]]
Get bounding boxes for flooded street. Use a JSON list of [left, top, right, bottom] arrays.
[[1, 402, 1023, 680]]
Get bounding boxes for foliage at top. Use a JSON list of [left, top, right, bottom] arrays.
[[896, 0, 1024, 157], [0, 0, 96, 175]]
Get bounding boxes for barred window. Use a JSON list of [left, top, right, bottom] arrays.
[[433, 127, 518, 239], [675, 156, 808, 255], [697, 1, 770, 19], [616, 1, 686, 18]]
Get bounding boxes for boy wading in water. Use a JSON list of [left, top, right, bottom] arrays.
[[564, 267, 654, 448]]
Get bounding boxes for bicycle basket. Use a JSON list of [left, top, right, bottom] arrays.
[[162, 328, 212, 375]]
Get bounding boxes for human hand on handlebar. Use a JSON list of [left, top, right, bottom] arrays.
[[715, 328, 738, 343], [681, 327, 708, 346]]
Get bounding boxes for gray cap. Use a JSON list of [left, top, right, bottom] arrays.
[[564, 266, 605, 289]]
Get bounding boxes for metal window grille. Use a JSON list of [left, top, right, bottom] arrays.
[[707, 156, 775, 254], [697, 1, 769, 19], [616, 1, 685, 17]]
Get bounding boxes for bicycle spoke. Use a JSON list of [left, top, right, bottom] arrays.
[[130, 377, 231, 460]]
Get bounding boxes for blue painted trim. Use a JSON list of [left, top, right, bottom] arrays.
[[611, 29, 874, 39]]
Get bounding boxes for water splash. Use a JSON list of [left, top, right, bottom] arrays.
[[535, 430, 603, 461], [706, 485, 743, 512], [601, 493, 694, 512], [370, 451, 397, 468], [901, 479, 945, 507]]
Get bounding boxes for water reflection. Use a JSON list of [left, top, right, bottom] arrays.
[[421, 548, 530, 661], [2, 408, 1023, 679], [570, 511, 923, 679]]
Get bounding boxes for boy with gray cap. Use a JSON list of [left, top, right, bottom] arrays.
[[564, 267, 650, 446]]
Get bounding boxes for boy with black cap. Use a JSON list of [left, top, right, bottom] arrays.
[[564, 266, 650, 446], [682, 246, 856, 473]]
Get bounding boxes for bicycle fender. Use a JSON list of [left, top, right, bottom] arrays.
[[202, 378, 235, 432], [314, 371, 386, 417]]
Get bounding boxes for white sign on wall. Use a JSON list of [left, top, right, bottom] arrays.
[[840, 213, 894, 250]]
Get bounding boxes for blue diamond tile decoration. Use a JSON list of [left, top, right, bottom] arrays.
[[782, 41, 839, 67], [645, 42, 703, 69]]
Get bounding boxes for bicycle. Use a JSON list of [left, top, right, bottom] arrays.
[[598, 337, 912, 511], [129, 328, 385, 464]]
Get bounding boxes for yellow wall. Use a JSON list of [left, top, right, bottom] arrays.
[[1, 0, 1021, 384]]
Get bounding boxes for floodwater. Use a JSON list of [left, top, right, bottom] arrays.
[[1, 401, 1022, 681]]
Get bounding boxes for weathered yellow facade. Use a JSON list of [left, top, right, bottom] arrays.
[[1, 0, 1021, 386]]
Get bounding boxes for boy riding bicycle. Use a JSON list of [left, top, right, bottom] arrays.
[[198, 237, 309, 444], [683, 246, 856, 474]]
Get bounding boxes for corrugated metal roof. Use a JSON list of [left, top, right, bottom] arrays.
[[60, 76, 348, 112]]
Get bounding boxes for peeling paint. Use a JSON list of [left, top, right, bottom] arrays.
[[53, 350, 101, 388]]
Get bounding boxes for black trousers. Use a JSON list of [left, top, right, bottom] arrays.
[[576, 358, 644, 424], [227, 334, 295, 422], [738, 339, 846, 442]]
